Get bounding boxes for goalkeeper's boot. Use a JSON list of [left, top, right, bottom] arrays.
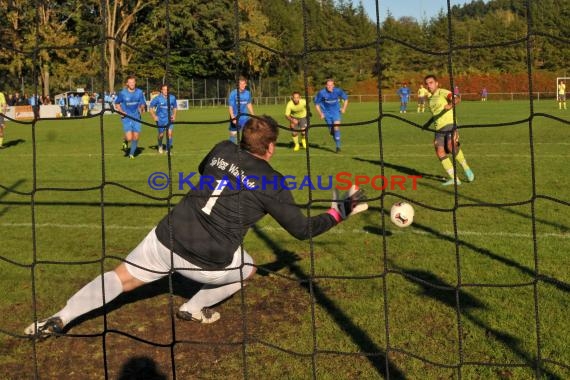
[[301, 138, 307, 149], [176, 307, 220, 324], [293, 144, 300, 151], [442, 178, 461, 186], [464, 168, 475, 182], [25, 317, 64, 339]]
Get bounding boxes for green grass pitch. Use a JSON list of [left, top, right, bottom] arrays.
[[0, 99, 568, 379]]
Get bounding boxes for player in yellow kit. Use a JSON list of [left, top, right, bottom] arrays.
[[284, 91, 308, 151], [424, 75, 474, 186], [0, 91, 7, 148], [558, 80, 566, 110], [416, 84, 430, 113]]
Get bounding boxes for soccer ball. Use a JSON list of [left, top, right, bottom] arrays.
[[390, 202, 414, 228]]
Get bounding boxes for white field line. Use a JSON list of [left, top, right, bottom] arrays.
[[3, 142, 570, 159], [4, 153, 570, 159], [2, 222, 568, 239]]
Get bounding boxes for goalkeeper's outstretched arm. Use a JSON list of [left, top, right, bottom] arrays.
[[263, 185, 368, 240]]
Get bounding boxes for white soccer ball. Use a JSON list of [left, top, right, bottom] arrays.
[[390, 202, 414, 228]]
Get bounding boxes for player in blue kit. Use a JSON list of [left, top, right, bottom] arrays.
[[397, 82, 410, 113], [314, 79, 349, 153], [149, 84, 177, 154], [114, 76, 147, 159], [228, 76, 255, 144]]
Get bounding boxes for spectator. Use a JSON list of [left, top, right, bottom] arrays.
[[480, 87, 488, 101]]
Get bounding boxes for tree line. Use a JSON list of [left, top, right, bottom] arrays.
[[0, 0, 567, 97]]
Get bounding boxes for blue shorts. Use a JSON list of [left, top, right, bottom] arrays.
[[122, 117, 142, 133], [324, 113, 341, 127], [228, 118, 249, 132], [157, 122, 173, 134]]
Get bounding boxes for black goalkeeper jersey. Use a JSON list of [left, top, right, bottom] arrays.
[[155, 141, 336, 269]]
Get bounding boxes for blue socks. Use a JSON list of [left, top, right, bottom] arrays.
[[129, 139, 138, 156]]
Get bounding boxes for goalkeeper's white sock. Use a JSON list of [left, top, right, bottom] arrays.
[[180, 282, 244, 314], [56, 271, 123, 326]]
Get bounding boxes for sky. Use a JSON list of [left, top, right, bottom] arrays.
[[359, 0, 480, 22]]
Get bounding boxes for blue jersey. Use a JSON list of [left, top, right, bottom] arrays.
[[149, 94, 177, 126], [314, 87, 348, 115], [397, 87, 410, 100], [228, 89, 252, 126], [115, 88, 146, 117]]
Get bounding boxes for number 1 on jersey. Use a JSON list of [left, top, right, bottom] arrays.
[[201, 180, 225, 215]]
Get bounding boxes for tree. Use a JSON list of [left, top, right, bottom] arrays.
[[97, 0, 157, 92], [35, 1, 83, 96]]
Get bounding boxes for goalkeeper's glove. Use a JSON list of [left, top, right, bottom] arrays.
[[327, 185, 368, 223]]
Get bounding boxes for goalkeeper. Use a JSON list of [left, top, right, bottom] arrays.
[[25, 115, 368, 338], [424, 74, 474, 186]]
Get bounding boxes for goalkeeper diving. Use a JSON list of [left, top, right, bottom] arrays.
[[25, 115, 368, 338]]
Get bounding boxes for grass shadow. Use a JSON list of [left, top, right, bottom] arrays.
[[397, 267, 561, 379], [413, 222, 569, 294], [352, 157, 443, 182], [0, 138, 26, 149], [252, 224, 406, 379]]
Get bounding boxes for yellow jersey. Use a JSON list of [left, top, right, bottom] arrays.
[[417, 87, 430, 98], [285, 98, 307, 119], [428, 88, 455, 130]]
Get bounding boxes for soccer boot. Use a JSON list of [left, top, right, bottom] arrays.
[[176, 307, 220, 324], [25, 317, 64, 339], [442, 178, 461, 186], [301, 138, 307, 149], [158, 145, 164, 154], [464, 168, 475, 182], [293, 144, 300, 151], [129, 154, 135, 159]]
